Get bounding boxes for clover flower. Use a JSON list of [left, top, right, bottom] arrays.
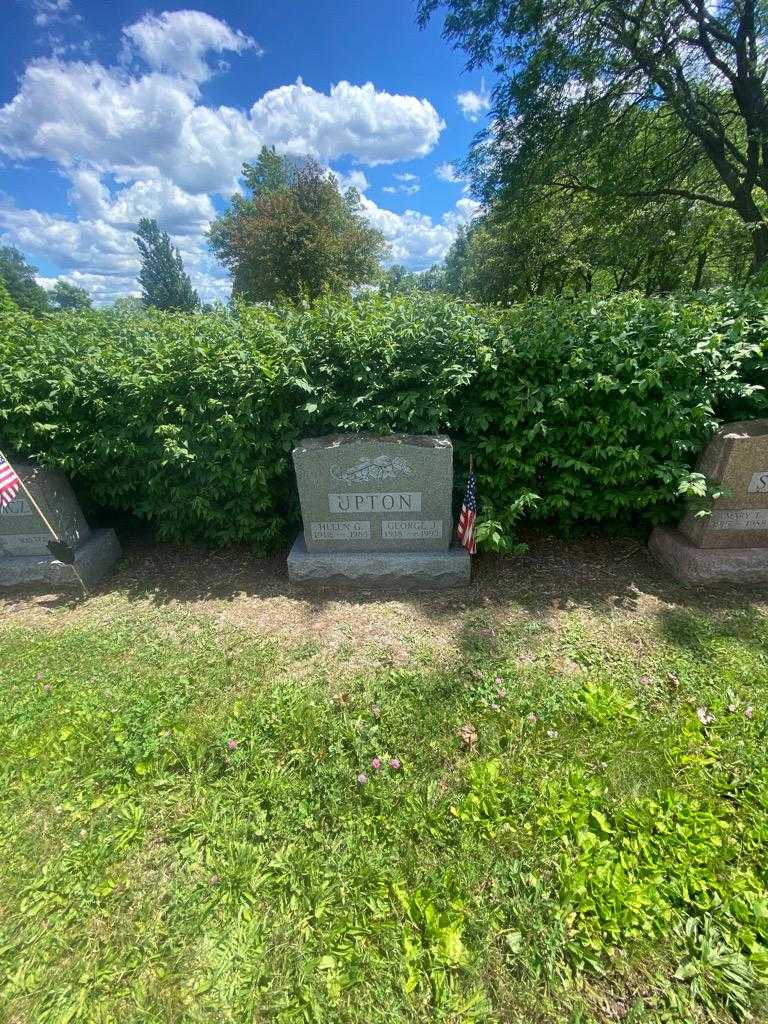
[[356, 772, 369, 785], [745, 705, 754, 720], [526, 712, 539, 724], [371, 757, 382, 770], [696, 707, 715, 726], [389, 758, 401, 771], [226, 738, 238, 751]]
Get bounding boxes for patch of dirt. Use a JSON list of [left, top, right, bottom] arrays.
[[2, 532, 767, 671]]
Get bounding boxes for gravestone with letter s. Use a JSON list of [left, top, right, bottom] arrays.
[[288, 434, 470, 589], [649, 419, 768, 583]]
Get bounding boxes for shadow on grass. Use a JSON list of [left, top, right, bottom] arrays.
[[5, 529, 766, 629], [653, 603, 768, 659]]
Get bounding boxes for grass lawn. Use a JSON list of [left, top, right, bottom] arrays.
[[1, 537, 767, 1023]]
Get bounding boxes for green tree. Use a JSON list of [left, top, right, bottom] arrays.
[[443, 187, 749, 301], [379, 263, 448, 295], [48, 280, 92, 311], [420, 0, 768, 271], [0, 246, 49, 314], [209, 147, 389, 303], [107, 296, 145, 315], [135, 218, 199, 312], [0, 278, 18, 314]]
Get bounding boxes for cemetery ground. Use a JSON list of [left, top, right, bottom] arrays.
[[1, 536, 767, 1024]]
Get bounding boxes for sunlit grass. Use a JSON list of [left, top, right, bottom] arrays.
[[1, 603, 767, 1022]]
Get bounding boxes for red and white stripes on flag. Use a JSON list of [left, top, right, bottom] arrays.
[[0, 455, 21, 509], [457, 470, 477, 555]]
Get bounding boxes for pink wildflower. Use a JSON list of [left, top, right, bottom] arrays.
[[371, 757, 382, 770], [226, 738, 238, 751], [356, 772, 369, 785], [526, 712, 539, 724], [389, 758, 401, 771], [745, 706, 754, 720]]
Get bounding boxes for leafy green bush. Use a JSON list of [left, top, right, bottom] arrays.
[[0, 290, 765, 546]]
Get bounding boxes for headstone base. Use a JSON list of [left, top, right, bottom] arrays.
[[649, 526, 768, 585], [287, 533, 471, 590], [0, 528, 121, 589]]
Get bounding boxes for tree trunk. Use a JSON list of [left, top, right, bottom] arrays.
[[751, 220, 768, 274], [692, 249, 708, 291]]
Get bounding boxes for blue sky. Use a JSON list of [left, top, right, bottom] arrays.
[[0, 0, 490, 303]]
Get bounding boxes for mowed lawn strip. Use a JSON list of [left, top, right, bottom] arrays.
[[1, 604, 767, 1023]]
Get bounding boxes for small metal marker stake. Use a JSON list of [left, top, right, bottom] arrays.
[[0, 449, 88, 596]]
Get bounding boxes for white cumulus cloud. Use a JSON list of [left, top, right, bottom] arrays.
[[360, 194, 480, 267], [0, 58, 263, 195], [68, 171, 215, 233], [0, 10, 463, 299], [331, 169, 371, 193], [456, 80, 491, 122], [435, 161, 463, 183], [0, 61, 445, 196], [250, 79, 444, 166], [30, 0, 75, 27], [122, 10, 260, 83], [0, 182, 229, 306]]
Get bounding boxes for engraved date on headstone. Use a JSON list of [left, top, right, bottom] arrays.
[[310, 521, 372, 541], [711, 508, 768, 531], [381, 520, 443, 540]]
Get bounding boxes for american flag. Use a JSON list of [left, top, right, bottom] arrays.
[[0, 455, 21, 509], [457, 470, 477, 555]]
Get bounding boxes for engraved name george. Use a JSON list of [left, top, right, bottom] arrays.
[[711, 508, 768, 531], [748, 470, 768, 494], [310, 520, 371, 541], [381, 519, 443, 539], [328, 492, 422, 513]]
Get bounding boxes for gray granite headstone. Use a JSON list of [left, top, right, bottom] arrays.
[[288, 434, 470, 589], [0, 459, 121, 588], [649, 419, 768, 584]]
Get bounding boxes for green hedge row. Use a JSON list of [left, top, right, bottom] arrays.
[[0, 291, 766, 548]]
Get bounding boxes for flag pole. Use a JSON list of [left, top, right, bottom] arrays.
[[0, 448, 60, 540], [0, 449, 88, 596]]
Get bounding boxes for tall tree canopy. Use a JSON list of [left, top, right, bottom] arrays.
[[135, 218, 199, 312], [209, 147, 389, 303], [48, 280, 92, 311], [0, 246, 49, 314], [420, 0, 768, 271]]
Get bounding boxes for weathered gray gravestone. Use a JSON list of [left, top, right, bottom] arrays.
[[0, 459, 121, 588], [288, 434, 471, 589], [649, 419, 768, 584]]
